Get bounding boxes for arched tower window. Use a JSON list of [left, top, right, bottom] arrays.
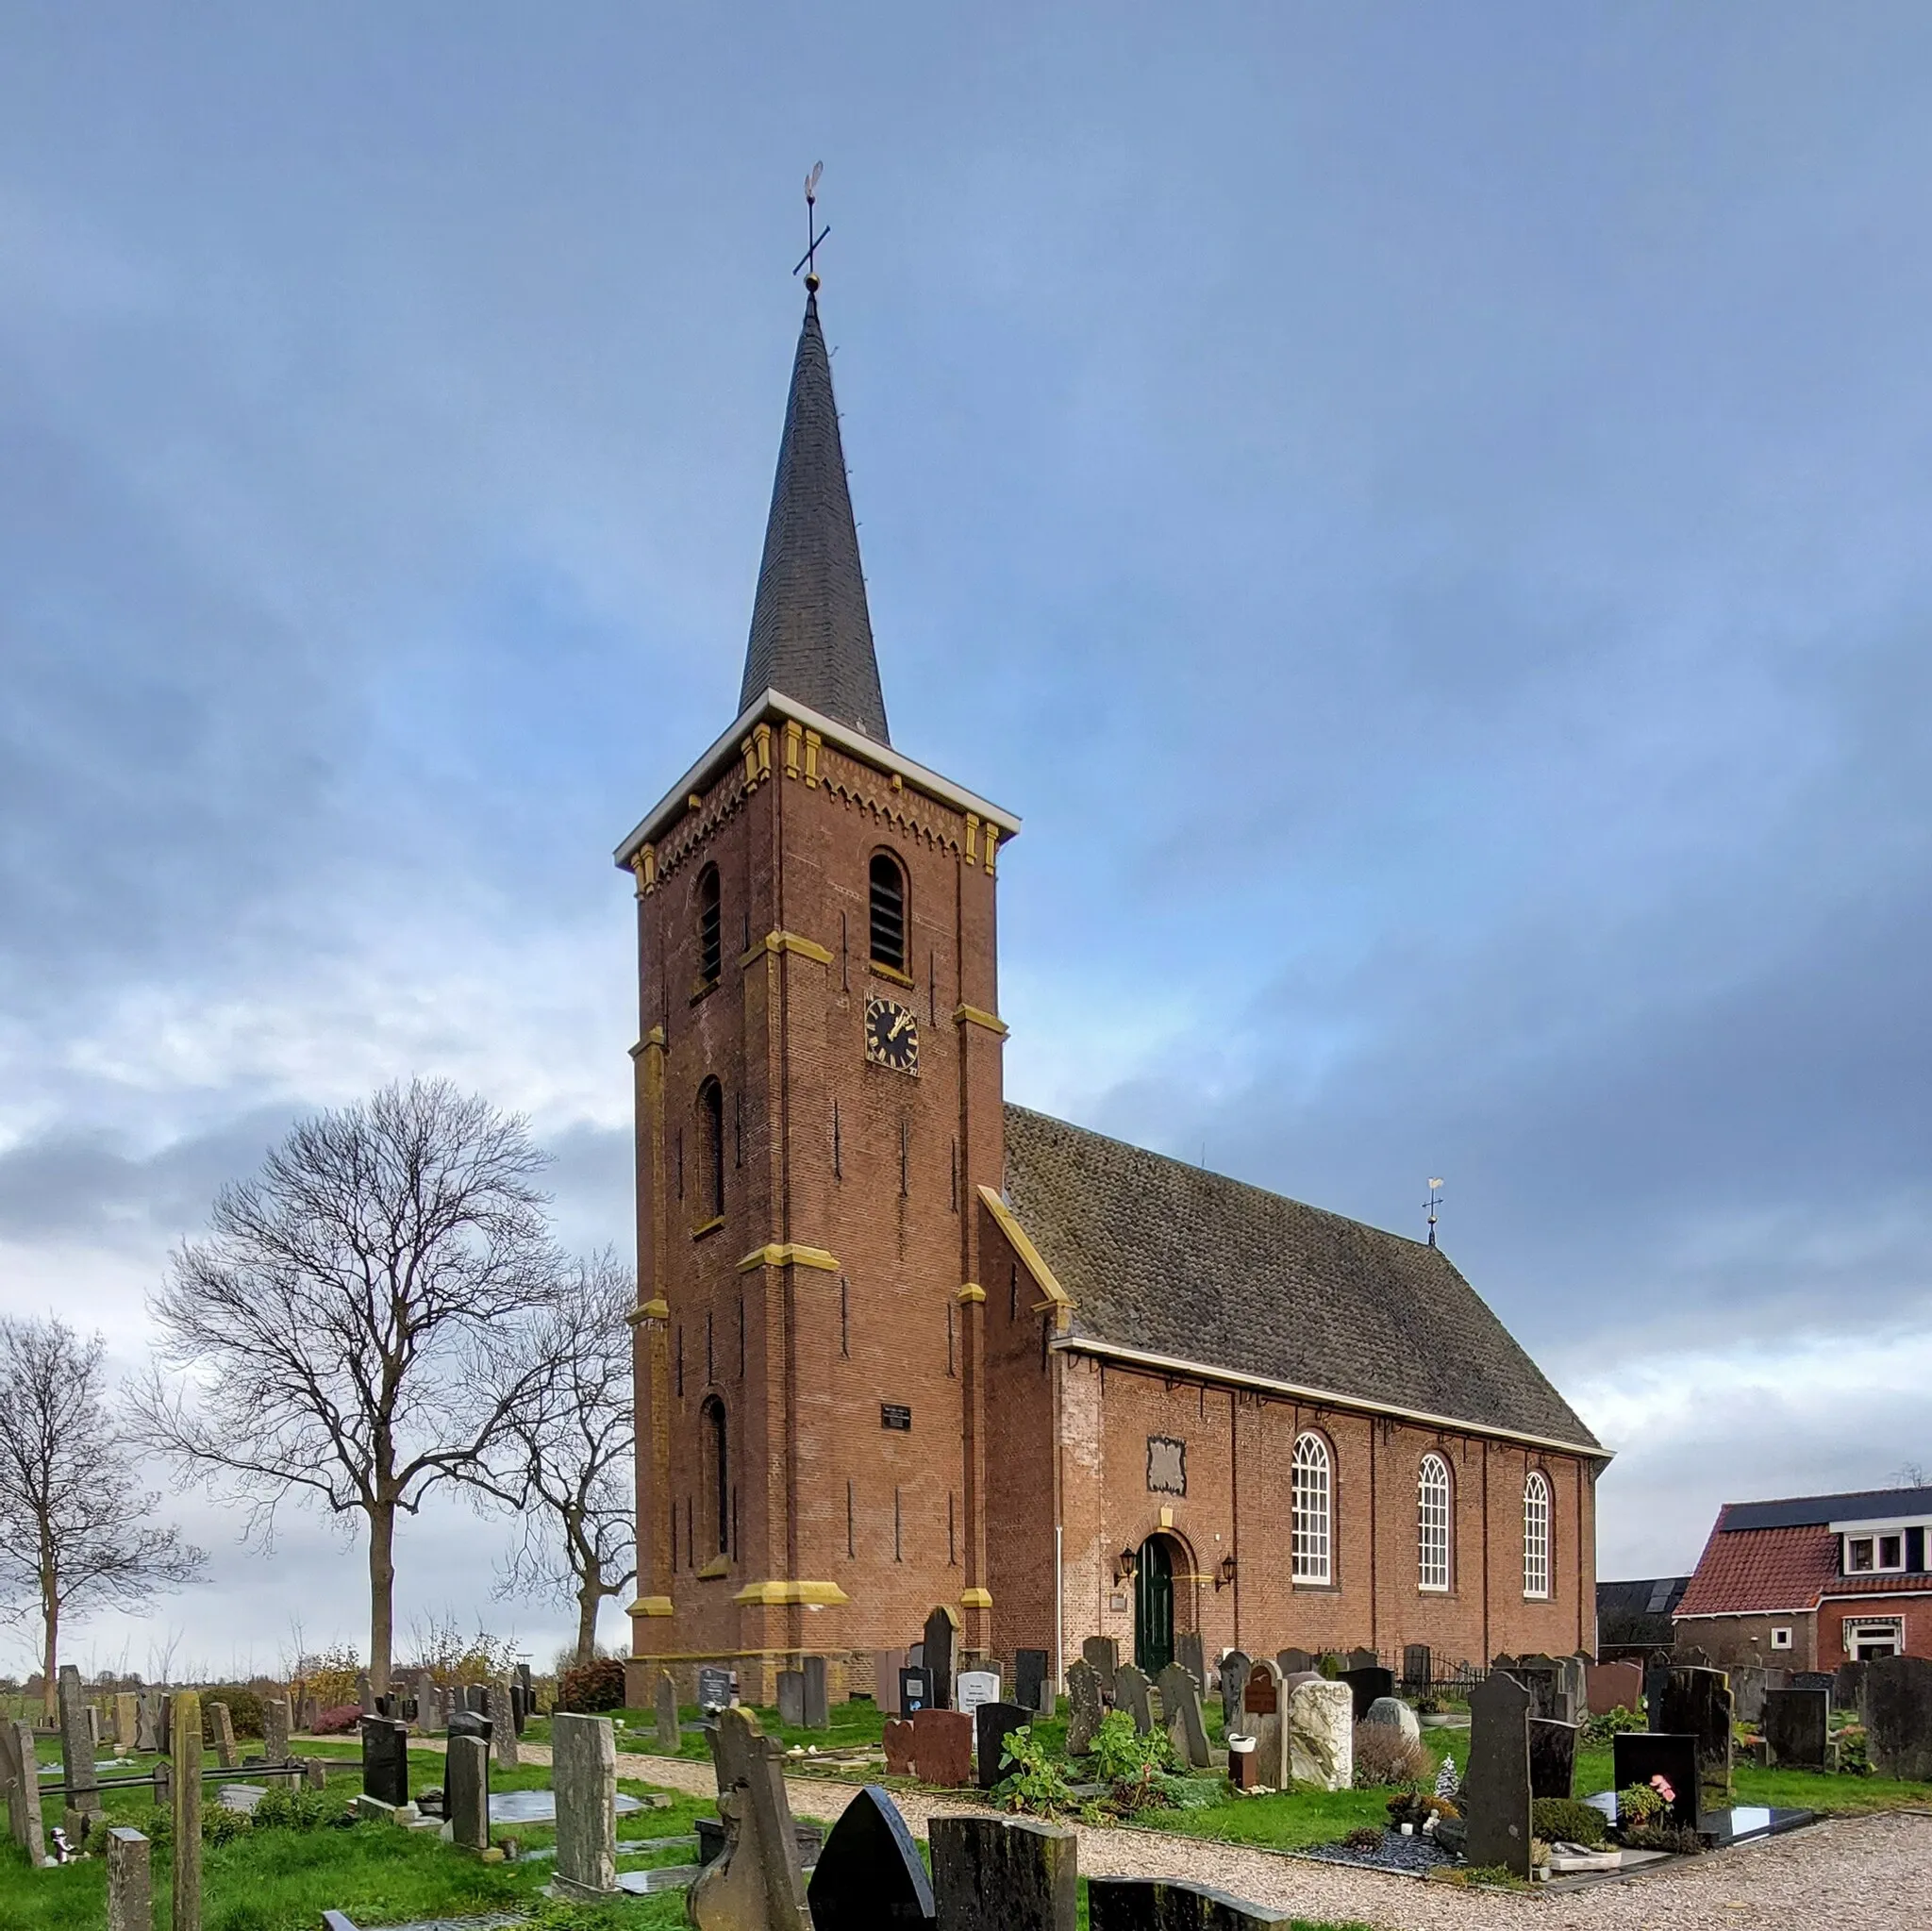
[[1418, 1453, 1452, 1592], [697, 1078, 724, 1221], [1523, 1470, 1551, 1600], [702, 1396, 729, 1556], [1291, 1432, 1332, 1583], [869, 852, 907, 974], [696, 863, 723, 987]]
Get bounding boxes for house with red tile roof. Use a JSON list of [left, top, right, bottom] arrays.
[[1674, 1486, 1932, 1671]]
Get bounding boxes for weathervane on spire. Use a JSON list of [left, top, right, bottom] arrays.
[[1425, 1177, 1444, 1248], [793, 161, 830, 291]]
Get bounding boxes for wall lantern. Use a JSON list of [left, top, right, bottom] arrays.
[[1115, 1545, 1138, 1585], [1214, 1553, 1238, 1592]]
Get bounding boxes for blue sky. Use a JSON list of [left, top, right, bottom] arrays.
[[5, 2, 1931, 1673]]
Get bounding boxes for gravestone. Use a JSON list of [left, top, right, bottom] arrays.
[[656, 1672, 681, 1752], [883, 1719, 917, 1777], [957, 1670, 1001, 1719], [1174, 1631, 1206, 1691], [4, 1718, 47, 1864], [1218, 1650, 1251, 1728], [1463, 1670, 1533, 1878], [899, 1667, 933, 1717], [1344, 1646, 1378, 1672], [1863, 1656, 1932, 1781], [1762, 1687, 1829, 1770], [360, 1717, 409, 1807], [924, 1606, 960, 1709], [777, 1671, 808, 1729], [1362, 1696, 1420, 1744], [1499, 1654, 1562, 1723], [262, 1695, 291, 1765], [113, 1692, 139, 1751], [1642, 1661, 1671, 1730], [1087, 1878, 1294, 1929], [1113, 1664, 1155, 1736], [1158, 1662, 1213, 1770], [1240, 1660, 1288, 1790], [1790, 1670, 1834, 1698], [808, 1784, 934, 1931], [357, 1673, 375, 1714], [1585, 1660, 1643, 1716], [552, 1712, 619, 1898], [1557, 1656, 1587, 1723], [691, 1706, 811, 1931], [1064, 1660, 1103, 1755], [697, 1665, 735, 1712], [208, 1701, 239, 1770], [1014, 1648, 1051, 1716], [1275, 1647, 1315, 1676], [1731, 1666, 1784, 1727], [873, 1648, 907, 1716], [976, 1701, 1032, 1790], [1338, 1666, 1394, 1722], [448, 1708, 491, 1747], [1611, 1732, 1699, 1826], [446, 1733, 490, 1855], [1402, 1644, 1431, 1694], [1080, 1635, 1119, 1699], [171, 1691, 203, 1931], [299, 1696, 321, 1735], [932, 1812, 1076, 1931], [1286, 1678, 1353, 1790], [106, 1824, 150, 1931], [136, 1690, 163, 1753], [803, 1655, 829, 1731], [910, 1707, 974, 1787], [486, 1679, 520, 1769], [1528, 1718, 1579, 1800], [1836, 1660, 1868, 1715], [56, 1666, 99, 1818], [1656, 1667, 1733, 1807]]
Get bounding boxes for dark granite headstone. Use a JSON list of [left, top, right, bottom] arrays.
[[1174, 1632, 1205, 1692], [446, 1733, 490, 1854], [1338, 1667, 1394, 1722], [803, 1656, 829, 1732], [1463, 1670, 1532, 1878], [974, 1703, 1031, 1791], [1158, 1662, 1212, 1770], [1790, 1671, 1834, 1702], [447, 1709, 491, 1746], [931, 1813, 1075, 1931], [807, 1784, 935, 1930], [1863, 1656, 1932, 1780], [1080, 1635, 1119, 1699], [1611, 1732, 1699, 1826], [1402, 1644, 1431, 1694], [1014, 1649, 1050, 1716], [1642, 1662, 1670, 1730], [1655, 1667, 1733, 1807], [1087, 1877, 1295, 1929], [696, 1666, 734, 1712], [1835, 1660, 1867, 1715], [1218, 1651, 1251, 1728], [1528, 1718, 1579, 1800], [1064, 1661, 1102, 1755], [777, 1671, 807, 1730], [899, 1668, 932, 1717], [360, 1718, 408, 1807], [924, 1607, 960, 1710], [1762, 1688, 1829, 1769]]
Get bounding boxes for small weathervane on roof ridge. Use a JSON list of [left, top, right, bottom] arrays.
[[794, 160, 830, 292], [1425, 1177, 1443, 1248]]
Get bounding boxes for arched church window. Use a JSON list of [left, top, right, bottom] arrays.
[[696, 863, 723, 987], [697, 1078, 724, 1221], [1523, 1470, 1551, 1600], [1418, 1453, 1451, 1592], [1291, 1432, 1331, 1583], [869, 852, 907, 974], [702, 1395, 729, 1556]]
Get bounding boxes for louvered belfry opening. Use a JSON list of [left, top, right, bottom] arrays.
[[697, 863, 723, 986], [869, 852, 906, 973]]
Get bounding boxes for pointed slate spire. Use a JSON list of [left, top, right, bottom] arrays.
[[739, 291, 890, 742]]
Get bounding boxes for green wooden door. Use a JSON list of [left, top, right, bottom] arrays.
[[1134, 1536, 1174, 1675]]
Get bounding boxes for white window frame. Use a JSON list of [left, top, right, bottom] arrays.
[[1418, 1453, 1452, 1593], [1844, 1616, 1904, 1660], [1523, 1470, 1552, 1600], [1844, 1534, 1907, 1575], [1291, 1432, 1332, 1584], [1770, 1626, 1793, 1651]]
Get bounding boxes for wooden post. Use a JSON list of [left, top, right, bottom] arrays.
[[171, 1690, 202, 1931]]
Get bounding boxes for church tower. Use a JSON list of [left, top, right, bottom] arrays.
[[618, 288, 1021, 1695]]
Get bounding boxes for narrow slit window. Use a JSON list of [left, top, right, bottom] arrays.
[[696, 863, 723, 986], [869, 852, 907, 973], [698, 1078, 725, 1220], [702, 1397, 728, 1556]]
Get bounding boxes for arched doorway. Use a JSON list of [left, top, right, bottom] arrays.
[[1134, 1533, 1189, 1675]]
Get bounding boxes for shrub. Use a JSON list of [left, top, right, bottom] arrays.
[[1613, 1780, 1667, 1828], [205, 1689, 264, 1740], [311, 1705, 363, 1736], [1343, 1825, 1383, 1852], [1088, 1708, 1174, 1814], [1351, 1721, 1429, 1788], [1150, 1773, 1224, 1811], [1622, 1822, 1704, 1855], [991, 1725, 1078, 1819], [202, 1804, 252, 1847], [1581, 1704, 1647, 1748], [1531, 1798, 1607, 1847], [252, 1786, 339, 1832], [1837, 1726, 1871, 1776], [555, 1657, 627, 1714], [290, 1644, 362, 1715]]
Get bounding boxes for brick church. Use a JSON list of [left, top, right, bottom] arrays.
[[619, 284, 1606, 1705]]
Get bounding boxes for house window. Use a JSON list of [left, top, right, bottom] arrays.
[[1291, 1432, 1332, 1584], [1770, 1626, 1793, 1651], [696, 863, 723, 986], [869, 853, 907, 974], [696, 1078, 725, 1221], [1524, 1470, 1551, 1600], [1418, 1453, 1451, 1592], [701, 1396, 729, 1556], [1845, 1534, 1907, 1574], [1845, 1617, 1903, 1661]]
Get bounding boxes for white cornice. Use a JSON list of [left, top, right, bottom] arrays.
[[612, 689, 1022, 869]]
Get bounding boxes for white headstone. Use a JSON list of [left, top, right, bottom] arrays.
[[956, 1671, 1001, 1717]]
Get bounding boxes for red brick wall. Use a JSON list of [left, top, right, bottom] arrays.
[[1817, 1597, 1932, 1668]]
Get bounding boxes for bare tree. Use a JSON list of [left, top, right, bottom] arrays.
[[482, 1251, 637, 1668], [0, 1316, 206, 1718], [133, 1078, 564, 1690]]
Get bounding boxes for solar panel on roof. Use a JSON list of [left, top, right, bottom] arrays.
[[1722, 1487, 1932, 1533]]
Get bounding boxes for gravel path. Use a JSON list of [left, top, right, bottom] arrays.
[[403, 1737, 1932, 1930]]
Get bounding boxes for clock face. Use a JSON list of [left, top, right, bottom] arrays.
[[865, 995, 919, 1074]]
